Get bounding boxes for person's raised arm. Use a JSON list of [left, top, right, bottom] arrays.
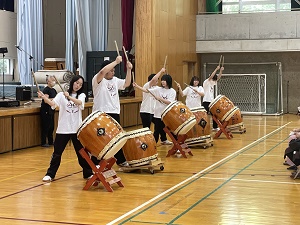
[[123, 61, 133, 88], [96, 56, 122, 83], [132, 82, 149, 93], [176, 82, 184, 97], [208, 65, 220, 81], [149, 67, 166, 87], [217, 66, 224, 81]]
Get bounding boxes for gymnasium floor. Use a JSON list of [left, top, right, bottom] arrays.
[[0, 114, 299, 225]]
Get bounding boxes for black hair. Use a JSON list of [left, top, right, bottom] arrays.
[[68, 75, 84, 98], [212, 74, 218, 81], [100, 60, 112, 70], [161, 74, 172, 89], [148, 74, 156, 82], [189, 76, 200, 86]]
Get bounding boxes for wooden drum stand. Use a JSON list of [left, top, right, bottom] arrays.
[[79, 148, 124, 192], [163, 127, 193, 158], [212, 115, 233, 139]]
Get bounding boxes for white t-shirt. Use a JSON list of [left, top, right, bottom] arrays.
[[203, 79, 217, 102], [182, 86, 204, 109], [151, 87, 176, 118], [52, 92, 86, 134], [140, 82, 156, 114], [92, 76, 125, 114]]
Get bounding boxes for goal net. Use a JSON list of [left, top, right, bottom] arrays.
[[216, 74, 266, 114]]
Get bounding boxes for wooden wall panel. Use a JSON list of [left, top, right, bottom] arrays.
[[13, 114, 41, 150], [122, 103, 138, 127], [0, 117, 12, 153], [135, 0, 198, 95], [135, 0, 154, 97]]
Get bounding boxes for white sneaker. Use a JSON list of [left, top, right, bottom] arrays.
[[85, 175, 93, 180], [118, 161, 129, 167], [161, 140, 173, 145], [42, 175, 52, 182], [212, 128, 220, 132]]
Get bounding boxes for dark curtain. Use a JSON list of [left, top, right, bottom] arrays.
[[121, 0, 135, 68], [0, 0, 14, 12]]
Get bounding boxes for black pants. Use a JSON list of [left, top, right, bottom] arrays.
[[153, 117, 168, 143], [140, 112, 154, 129], [45, 133, 93, 179], [202, 101, 218, 129], [40, 108, 55, 145]]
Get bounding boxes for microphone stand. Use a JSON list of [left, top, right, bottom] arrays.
[[1, 52, 5, 100], [15, 45, 44, 102]]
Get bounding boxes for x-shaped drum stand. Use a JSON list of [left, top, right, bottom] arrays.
[[212, 115, 233, 139], [163, 127, 193, 158], [79, 148, 124, 192]]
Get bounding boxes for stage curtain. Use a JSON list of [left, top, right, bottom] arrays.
[[121, 0, 134, 67], [69, 0, 108, 78], [17, 0, 43, 85], [65, 0, 76, 72]]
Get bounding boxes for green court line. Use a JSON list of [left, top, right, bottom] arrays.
[[118, 125, 289, 225]]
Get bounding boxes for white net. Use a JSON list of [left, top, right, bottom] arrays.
[[216, 74, 266, 114]]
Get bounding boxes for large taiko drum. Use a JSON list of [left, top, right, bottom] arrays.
[[209, 95, 239, 122], [77, 111, 128, 160], [185, 107, 211, 146], [226, 108, 244, 130], [161, 101, 196, 135], [122, 128, 158, 167]]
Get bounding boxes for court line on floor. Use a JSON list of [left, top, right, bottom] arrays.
[[107, 122, 291, 225], [167, 130, 290, 224]]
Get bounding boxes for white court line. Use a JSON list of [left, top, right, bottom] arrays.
[[199, 176, 300, 185], [107, 122, 291, 225]]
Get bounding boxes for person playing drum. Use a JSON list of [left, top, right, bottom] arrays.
[[133, 74, 176, 145], [176, 76, 204, 109], [202, 65, 224, 131], [38, 75, 94, 182], [92, 55, 133, 166], [139, 67, 166, 129]]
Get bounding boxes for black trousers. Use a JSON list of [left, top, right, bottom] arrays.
[[140, 112, 154, 129], [40, 108, 55, 145], [153, 117, 168, 143], [202, 101, 218, 129], [45, 133, 93, 179]]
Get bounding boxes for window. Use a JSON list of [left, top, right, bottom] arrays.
[[0, 58, 10, 75], [222, 0, 291, 14]]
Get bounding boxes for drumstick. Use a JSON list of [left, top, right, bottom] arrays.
[[31, 70, 40, 92], [132, 71, 135, 83], [163, 55, 168, 69], [218, 55, 222, 67], [184, 82, 197, 92], [221, 56, 225, 67], [146, 88, 166, 105], [53, 75, 65, 92], [122, 46, 129, 61], [114, 40, 120, 56]]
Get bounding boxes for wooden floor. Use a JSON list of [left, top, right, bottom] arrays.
[[0, 114, 299, 225]]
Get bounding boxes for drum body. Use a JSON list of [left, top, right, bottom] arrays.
[[161, 101, 196, 135], [209, 95, 238, 122], [185, 107, 211, 146], [77, 111, 128, 160], [226, 108, 243, 129], [122, 128, 158, 167]]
